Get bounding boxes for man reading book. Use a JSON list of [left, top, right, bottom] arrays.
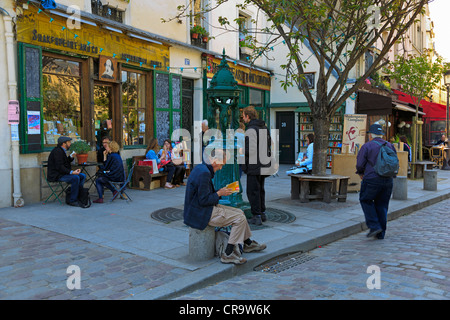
[[183, 149, 266, 265]]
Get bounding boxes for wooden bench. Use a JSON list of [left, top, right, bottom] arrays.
[[130, 156, 168, 190], [409, 161, 435, 179], [289, 174, 350, 203]]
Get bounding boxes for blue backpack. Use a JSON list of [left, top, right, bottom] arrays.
[[373, 140, 399, 177]]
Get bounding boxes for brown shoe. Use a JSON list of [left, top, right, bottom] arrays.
[[220, 252, 247, 265], [243, 240, 266, 253]]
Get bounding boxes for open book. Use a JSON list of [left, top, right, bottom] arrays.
[[226, 181, 240, 193]]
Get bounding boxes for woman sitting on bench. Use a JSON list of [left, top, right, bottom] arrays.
[[158, 139, 186, 189], [287, 133, 314, 175]]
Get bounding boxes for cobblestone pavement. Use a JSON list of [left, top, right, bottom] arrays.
[[0, 219, 187, 300], [176, 199, 450, 300]]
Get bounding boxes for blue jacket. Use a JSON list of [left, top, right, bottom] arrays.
[[183, 163, 220, 230], [356, 137, 396, 180], [101, 153, 125, 182]]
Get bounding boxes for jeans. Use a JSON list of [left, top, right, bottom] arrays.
[[95, 176, 116, 199], [59, 173, 86, 203], [359, 177, 393, 238]]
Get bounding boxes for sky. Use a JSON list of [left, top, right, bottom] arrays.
[[428, 0, 450, 61]]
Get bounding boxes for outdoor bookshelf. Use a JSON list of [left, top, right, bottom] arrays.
[[298, 112, 343, 168]]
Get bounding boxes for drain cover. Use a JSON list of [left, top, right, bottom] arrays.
[[150, 207, 183, 223], [254, 252, 316, 274], [150, 206, 295, 226]]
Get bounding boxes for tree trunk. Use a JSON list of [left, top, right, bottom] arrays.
[[312, 116, 331, 176]]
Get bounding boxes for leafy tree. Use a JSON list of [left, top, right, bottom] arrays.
[[386, 53, 446, 162], [167, 0, 429, 174]]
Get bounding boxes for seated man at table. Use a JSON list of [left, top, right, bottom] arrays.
[[434, 134, 448, 147], [47, 136, 86, 207]]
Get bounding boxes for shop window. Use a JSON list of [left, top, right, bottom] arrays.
[[122, 70, 146, 146], [91, 0, 124, 23], [42, 56, 82, 147]]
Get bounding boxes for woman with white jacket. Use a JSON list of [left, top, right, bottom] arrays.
[[287, 134, 314, 174]]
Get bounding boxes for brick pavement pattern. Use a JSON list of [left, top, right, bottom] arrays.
[[177, 199, 450, 300], [0, 219, 187, 300]]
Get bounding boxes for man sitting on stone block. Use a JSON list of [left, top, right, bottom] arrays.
[[183, 149, 266, 265]]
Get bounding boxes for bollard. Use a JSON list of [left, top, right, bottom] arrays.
[[423, 170, 438, 191], [392, 176, 407, 200], [188, 226, 215, 261]]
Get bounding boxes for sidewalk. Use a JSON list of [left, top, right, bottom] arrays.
[[1, 164, 449, 300]]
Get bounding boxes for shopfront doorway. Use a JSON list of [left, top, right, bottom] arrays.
[[276, 111, 295, 164], [94, 83, 114, 148]]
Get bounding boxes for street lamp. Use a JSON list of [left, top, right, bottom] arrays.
[[444, 70, 450, 138]]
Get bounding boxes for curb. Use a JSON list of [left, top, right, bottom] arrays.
[[130, 190, 450, 300]]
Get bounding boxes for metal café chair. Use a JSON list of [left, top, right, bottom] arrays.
[[107, 162, 135, 202], [42, 161, 69, 205]]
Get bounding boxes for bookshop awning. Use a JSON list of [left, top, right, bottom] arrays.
[[393, 102, 426, 116]]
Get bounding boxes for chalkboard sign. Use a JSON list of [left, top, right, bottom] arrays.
[[19, 43, 43, 153], [25, 47, 41, 99], [155, 73, 169, 109], [156, 110, 170, 146], [172, 75, 181, 110]]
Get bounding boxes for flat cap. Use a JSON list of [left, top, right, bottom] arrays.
[[58, 136, 72, 144]]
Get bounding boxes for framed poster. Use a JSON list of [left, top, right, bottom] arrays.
[[27, 111, 41, 135], [99, 56, 118, 82], [342, 114, 367, 154]]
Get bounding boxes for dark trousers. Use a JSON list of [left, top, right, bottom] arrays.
[[246, 175, 266, 216], [162, 164, 176, 183], [173, 165, 186, 185], [359, 177, 393, 238], [59, 173, 86, 203], [95, 176, 116, 198]]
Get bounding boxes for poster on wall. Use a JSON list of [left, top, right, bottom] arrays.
[[8, 100, 20, 124], [27, 111, 41, 135], [342, 114, 367, 154], [99, 56, 118, 82]]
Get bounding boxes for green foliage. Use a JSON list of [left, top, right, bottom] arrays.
[[385, 54, 445, 107], [69, 140, 91, 154], [190, 25, 207, 35]]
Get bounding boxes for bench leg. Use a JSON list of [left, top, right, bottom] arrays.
[[322, 182, 332, 203], [291, 176, 300, 200], [338, 179, 348, 202], [299, 180, 309, 203]]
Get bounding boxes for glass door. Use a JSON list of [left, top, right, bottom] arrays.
[[94, 83, 113, 148]]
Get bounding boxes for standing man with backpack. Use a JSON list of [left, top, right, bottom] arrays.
[[356, 124, 399, 240]]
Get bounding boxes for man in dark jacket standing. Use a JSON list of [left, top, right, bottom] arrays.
[[242, 106, 273, 225], [356, 124, 397, 239], [184, 149, 266, 265], [47, 136, 86, 206]]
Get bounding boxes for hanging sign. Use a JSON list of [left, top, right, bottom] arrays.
[[342, 114, 367, 154]]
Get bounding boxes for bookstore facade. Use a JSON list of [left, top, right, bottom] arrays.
[[16, 5, 176, 154], [13, 5, 195, 204]]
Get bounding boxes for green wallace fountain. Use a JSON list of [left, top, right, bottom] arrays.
[[204, 49, 244, 208]]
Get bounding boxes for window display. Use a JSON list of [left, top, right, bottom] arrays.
[[42, 56, 82, 147]]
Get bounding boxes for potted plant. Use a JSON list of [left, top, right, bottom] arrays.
[[191, 25, 206, 40], [239, 40, 253, 55], [202, 32, 210, 43], [69, 140, 91, 164]]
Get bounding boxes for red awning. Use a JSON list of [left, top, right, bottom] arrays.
[[393, 89, 446, 118]]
